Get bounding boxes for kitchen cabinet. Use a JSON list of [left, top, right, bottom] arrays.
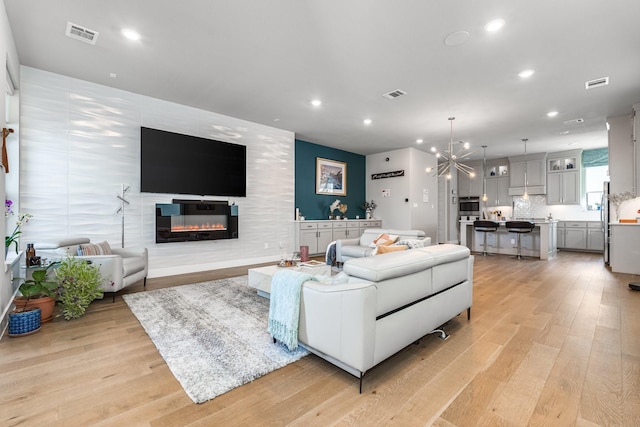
[[484, 158, 510, 207], [297, 221, 333, 254], [295, 220, 381, 254], [508, 153, 547, 195], [547, 150, 582, 205], [587, 222, 604, 251], [485, 177, 510, 207], [457, 160, 483, 197], [557, 221, 603, 252], [610, 224, 640, 274], [547, 171, 580, 204]]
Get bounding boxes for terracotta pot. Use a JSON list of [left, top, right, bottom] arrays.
[[13, 296, 56, 323]]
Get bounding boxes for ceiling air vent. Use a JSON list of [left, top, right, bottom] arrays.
[[65, 22, 99, 45], [382, 89, 407, 99], [563, 118, 585, 126], [585, 76, 609, 90]]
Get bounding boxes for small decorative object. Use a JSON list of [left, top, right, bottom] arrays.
[[5, 201, 33, 255], [299, 246, 309, 262], [26, 243, 36, 267], [329, 199, 341, 219], [316, 158, 347, 196], [361, 200, 377, 219], [8, 307, 41, 337], [338, 203, 348, 219], [609, 191, 635, 222]]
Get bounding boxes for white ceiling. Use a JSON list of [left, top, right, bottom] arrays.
[[4, 0, 640, 160]]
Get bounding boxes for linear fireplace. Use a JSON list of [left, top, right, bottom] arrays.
[[155, 200, 238, 243]]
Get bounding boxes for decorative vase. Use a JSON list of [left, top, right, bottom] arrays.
[[8, 307, 41, 337], [13, 295, 56, 323], [366, 210, 372, 219]]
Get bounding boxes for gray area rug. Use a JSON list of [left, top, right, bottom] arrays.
[[122, 276, 309, 404]]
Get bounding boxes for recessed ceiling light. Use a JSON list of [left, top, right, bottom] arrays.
[[416, 139, 424, 144], [444, 31, 470, 47], [109, 72, 117, 79], [121, 28, 141, 41], [547, 111, 559, 117], [363, 118, 372, 125], [273, 118, 280, 122], [518, 69, 535, 78], [311, 99, 322, 107], [485, 19, 505, 32]]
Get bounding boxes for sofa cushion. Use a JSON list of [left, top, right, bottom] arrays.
[[374, 244, 408, 255], [340, 245, 374, 258], [343, 249, 436, 282], [78, 241, 112, 256]]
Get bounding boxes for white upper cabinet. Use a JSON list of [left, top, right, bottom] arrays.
[[547, 149, 582, 205], [508, 153, 547, 196]]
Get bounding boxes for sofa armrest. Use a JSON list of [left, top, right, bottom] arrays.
[[335, 237, 362, 263], [298, 281, 377, 374], [111, 247, 147, 259]]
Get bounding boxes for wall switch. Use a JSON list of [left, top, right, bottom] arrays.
[[264, 243, 269, 249], [511, 239, 516, 244]]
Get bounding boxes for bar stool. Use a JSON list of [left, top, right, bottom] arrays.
[[473, 220, 499, 256], [505, 221, 535, 259]]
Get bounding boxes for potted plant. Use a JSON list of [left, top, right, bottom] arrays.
[[5, 199, 33, 256], [14, 264, 59, 322], [55, 256, 103, 320]]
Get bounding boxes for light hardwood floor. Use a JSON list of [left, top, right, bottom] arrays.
[[1, 251, 639, 426]]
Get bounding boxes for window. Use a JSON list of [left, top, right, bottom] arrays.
[[583, 148, 608, 211]]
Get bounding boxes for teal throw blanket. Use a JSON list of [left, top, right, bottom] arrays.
[[268, 269, 317, 351]]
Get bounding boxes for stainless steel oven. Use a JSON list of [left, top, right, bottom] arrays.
[[459, 197, 480, 217]]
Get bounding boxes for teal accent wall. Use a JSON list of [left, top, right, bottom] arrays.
[[295, 139, 366, 220]]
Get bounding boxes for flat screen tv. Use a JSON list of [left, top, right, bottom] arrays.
[[140, 127, 246, 197]]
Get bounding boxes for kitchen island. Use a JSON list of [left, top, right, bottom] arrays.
[[459, 219, 558, 260], [609, 223, 640, 274]]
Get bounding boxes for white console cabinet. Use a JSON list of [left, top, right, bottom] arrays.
[[295, 219, 382, 255]]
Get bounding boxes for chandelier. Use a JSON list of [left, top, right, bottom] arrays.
[[431, 117, 475, 179]]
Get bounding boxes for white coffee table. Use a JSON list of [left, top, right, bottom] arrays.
[[247, 263, 332, 298]]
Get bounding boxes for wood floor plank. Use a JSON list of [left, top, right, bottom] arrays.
[[1, 251, 637, 426]]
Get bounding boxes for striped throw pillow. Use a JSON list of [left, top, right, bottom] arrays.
[[77, 241, 112, 256]]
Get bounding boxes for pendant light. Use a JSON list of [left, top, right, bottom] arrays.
[[522, 138, 529, 200], [432, 117, 476, 179], [481, 145, 488, 202]]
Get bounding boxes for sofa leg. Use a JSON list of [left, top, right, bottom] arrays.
[[427, 329, 449, 340], [467, 307, 471, 320], [143, 277, 147, 289], [359, 371, 366, 394]]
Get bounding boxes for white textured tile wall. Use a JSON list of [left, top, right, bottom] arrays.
[[19, 67, 295, 278]]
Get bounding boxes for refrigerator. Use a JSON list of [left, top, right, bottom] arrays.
[[602, 181, 610, 265]]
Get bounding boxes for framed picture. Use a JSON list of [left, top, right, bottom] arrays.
[[316, 157, 346, 196]]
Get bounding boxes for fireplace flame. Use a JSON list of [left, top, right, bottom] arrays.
[[171, 222, 227, 232]]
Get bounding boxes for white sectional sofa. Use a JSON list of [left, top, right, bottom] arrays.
[[297, 243, 473, 391], [335, 228, 430, 264]]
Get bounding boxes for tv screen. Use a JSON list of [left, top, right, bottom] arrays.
[[140, 127, 246, 197]]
